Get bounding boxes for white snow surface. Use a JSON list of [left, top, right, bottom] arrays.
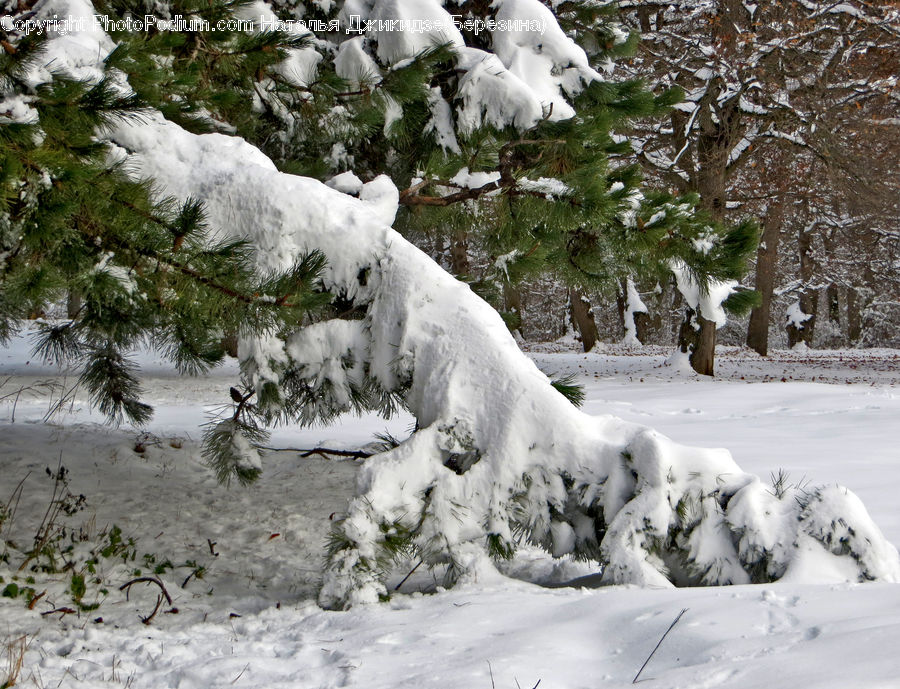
[[490, 0, 602, 120], [449, 166, 501, 189], [0, 95, 38, 124], [343, 0, 465, 66], [3, 342, 900, 688], [17, 0, 114, 91], [325, 170, 364, 195], [333, 36, 381, 87], [516, 176, 570, 197], [787, 301, 814, 329], [358, 174, 400, 226], [335, 0, 601, 133], [423, 85, 460, 153], [234, 1, 322, 88], [455, 46, 546, 132]]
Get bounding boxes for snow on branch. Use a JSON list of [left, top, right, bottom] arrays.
[[109, 116, 900, 608], [21, 0, 900, 610]]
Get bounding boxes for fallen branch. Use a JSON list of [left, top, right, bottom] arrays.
[[260, 446, 373, 460], [633, 608, 688, 683], [119, 576, 173, 625], [27, 590, 46, 610], [40, 607, 75, 618]]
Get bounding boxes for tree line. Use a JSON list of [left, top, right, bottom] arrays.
[[422, 0, 899, 360]]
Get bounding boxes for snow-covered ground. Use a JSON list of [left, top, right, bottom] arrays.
[[2, 331, 900, 688]]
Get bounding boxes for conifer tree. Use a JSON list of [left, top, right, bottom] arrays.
[[93, 0, 759, 356], [2, 0, 758, 517], [9, 0, 892, 614]]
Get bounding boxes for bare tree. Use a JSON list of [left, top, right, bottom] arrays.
[[618, 0, 900, 359]]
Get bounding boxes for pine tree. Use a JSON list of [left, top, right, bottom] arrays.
[[93, 0, 759, 357], [5, 0, 896, 612]]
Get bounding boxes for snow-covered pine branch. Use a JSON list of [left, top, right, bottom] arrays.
[[110, 115, 900, 608], [5, 0, 899, 611]]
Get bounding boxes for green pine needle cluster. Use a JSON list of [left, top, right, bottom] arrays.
[[549, 373, 586, 408], [1, 16, 332, 436]]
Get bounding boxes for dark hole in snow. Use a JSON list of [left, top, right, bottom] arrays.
[[443, 450, 480, 475]]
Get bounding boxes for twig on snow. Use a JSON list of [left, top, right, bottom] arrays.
[[120, 576, 173, 604], [119, 575, 174, 626], [260, 445, 372, 460], [230, 663, 250, 684], [633, 608, 688, 683], [40, 607, 76, 618], [140, 594, 163, 625], [181, 570, 198, 589], [27, 590, 46, 610], [394, 559, 423, 591]]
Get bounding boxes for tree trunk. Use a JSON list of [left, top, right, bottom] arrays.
[[826, 283, 841, 324], [66, 290, 82, 319], [787, 224, 818, 348], [694, 89, 730, 221], [678, 131, 727, 374], [448, 230, 469, 276], [787, 289, 817, 348], [503, 283, 523, 335], [568, 288, 599, 352], [847, 287, 863, 343], [691, 315, 717, 375], [746, 198, 784, 356], [678, 307, 716, 375], [221, 332, 239, 358], [620, 278, 654, 345], [713, 0, 749, 51], [615, 283, 626, 338], [634, 311, 655, 345], [677, 76, 737, 375], [637, 6, 652, 31]]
